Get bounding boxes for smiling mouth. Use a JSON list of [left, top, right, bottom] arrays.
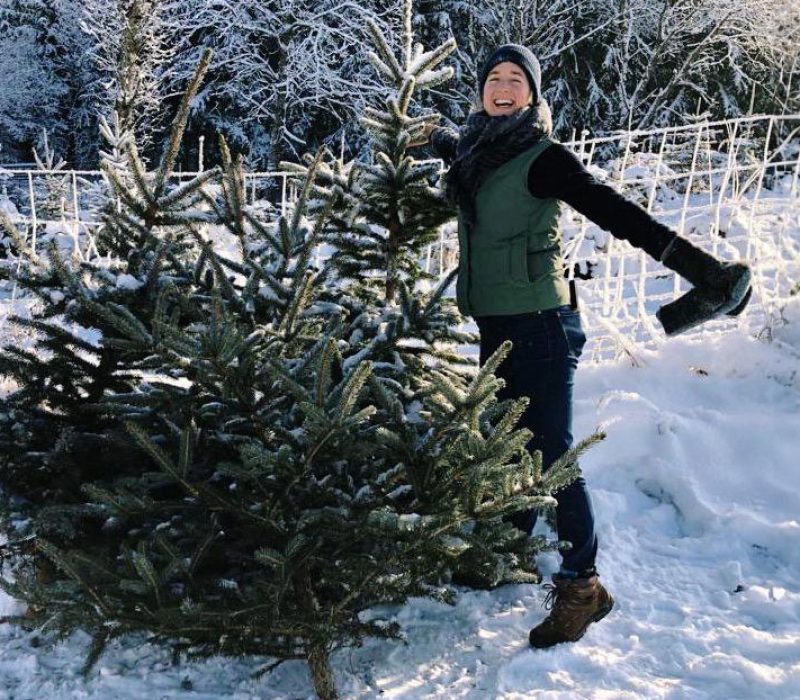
[[493, 99, 514, 107]]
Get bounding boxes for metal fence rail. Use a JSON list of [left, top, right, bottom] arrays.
[[2, 113, 799, 361]]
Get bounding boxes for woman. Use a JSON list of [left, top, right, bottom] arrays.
[[420, 44, 751, 649]]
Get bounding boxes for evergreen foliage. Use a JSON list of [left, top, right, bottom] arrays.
[[0, 16, 602, 700], [31, 131, 71, 221]]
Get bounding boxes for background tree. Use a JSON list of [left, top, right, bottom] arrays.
[[161, 0, 394, 169], [79, 0, 173, 160], [0, 0, 70, 160]]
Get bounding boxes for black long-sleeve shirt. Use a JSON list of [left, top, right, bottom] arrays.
[[429, 127, 676, 260]]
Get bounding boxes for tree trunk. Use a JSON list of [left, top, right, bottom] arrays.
[[297, 567, 337, 699], [307, 643, 337, 700]]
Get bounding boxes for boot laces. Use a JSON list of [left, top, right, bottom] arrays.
[[541, 580, 588, 617], [542, 583, 558, 611]]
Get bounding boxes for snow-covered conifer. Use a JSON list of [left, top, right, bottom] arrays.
[[0, 39, 599, 700], [0, 1, 69, 160], [161, 0, 390, 169]]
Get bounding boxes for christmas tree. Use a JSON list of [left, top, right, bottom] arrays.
[[0, 8, 601, 698]]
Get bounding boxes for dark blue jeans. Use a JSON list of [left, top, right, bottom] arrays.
[[476, 305, 598, 574]]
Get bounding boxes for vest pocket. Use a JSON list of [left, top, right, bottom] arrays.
[[509, 236, 528, 284], [526, 249, 556, 282], [472, 236, 528, 285]]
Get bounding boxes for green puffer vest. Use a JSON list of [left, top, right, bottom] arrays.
[[455, 138, 570, 317]]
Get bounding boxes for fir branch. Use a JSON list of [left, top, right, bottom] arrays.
[[46, 242, 84, 297], [278, 271, 317, 338], [543, 432, 607, 493], [81, 484, 139, 517], [157, 169, 220, 210], [365, 21, 402, 83], [409, 40, 457, 77], [264, 361, 311, 404], [285, 147, 326, 247], [469, 341, 512, 398], [11, 318, 100, 356], [188, 529, 222, 578], [186, 224, 247, 316], [81, 631, 112, 678], [84, 301, 153, 346], [154, 49, 213, 198], [415, 67, 455, 90], [132, 542, 163, 608], [36, 539, 110, 615], [315, 339, 337, 408], [125, 422, 200, 498], [291, 201, 334, 292], [397, 77, 415, 118], [218, 136, 247, 237], [125, 141, 157, 210], [198, 186, 230, 228], [336, 361, 373, 423], [205, 249, 249, 279], [178, 420, 195, 479], [242, 210, 284, 253], [486, 397, 530, 446], [104, 206, 152, 243]]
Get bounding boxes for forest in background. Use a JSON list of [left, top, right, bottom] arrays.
[[1, 0, 799, 170]]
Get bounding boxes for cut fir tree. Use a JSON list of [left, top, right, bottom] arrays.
[[0, 7, 602, 700]]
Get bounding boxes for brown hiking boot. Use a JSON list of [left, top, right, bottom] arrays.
[[528, 573, 614, 648]]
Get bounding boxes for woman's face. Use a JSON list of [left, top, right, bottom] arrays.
[[482, 61, 533, 116]]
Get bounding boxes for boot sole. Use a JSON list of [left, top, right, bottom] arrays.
[[529, 596, 615, 649]]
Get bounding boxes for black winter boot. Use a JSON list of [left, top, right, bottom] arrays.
[[657, 236, 752, 336], [528, 573, 614, 648]]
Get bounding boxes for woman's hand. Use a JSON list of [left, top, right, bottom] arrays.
[[408, 120, 440, 148]]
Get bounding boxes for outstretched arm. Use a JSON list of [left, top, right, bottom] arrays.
[[530, 143, 751, 334], [527, 142, 675, 260]]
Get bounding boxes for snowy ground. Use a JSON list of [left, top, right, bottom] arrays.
[[1, 172, 799, 697], [1, 295, 798, 699]]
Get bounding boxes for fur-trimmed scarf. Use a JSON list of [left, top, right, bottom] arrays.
[[445, 105, 550, 226]]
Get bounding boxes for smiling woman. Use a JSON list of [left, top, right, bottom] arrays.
[[417, 42, 751, 652]]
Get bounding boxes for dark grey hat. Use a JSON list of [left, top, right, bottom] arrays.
[[478, 44, 542, 105]]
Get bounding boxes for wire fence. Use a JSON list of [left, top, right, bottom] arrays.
[[562, 113, 800, 359], [2, 113, 799, 361]]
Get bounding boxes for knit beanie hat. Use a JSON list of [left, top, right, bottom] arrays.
[[478, 44, 542, 105]]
